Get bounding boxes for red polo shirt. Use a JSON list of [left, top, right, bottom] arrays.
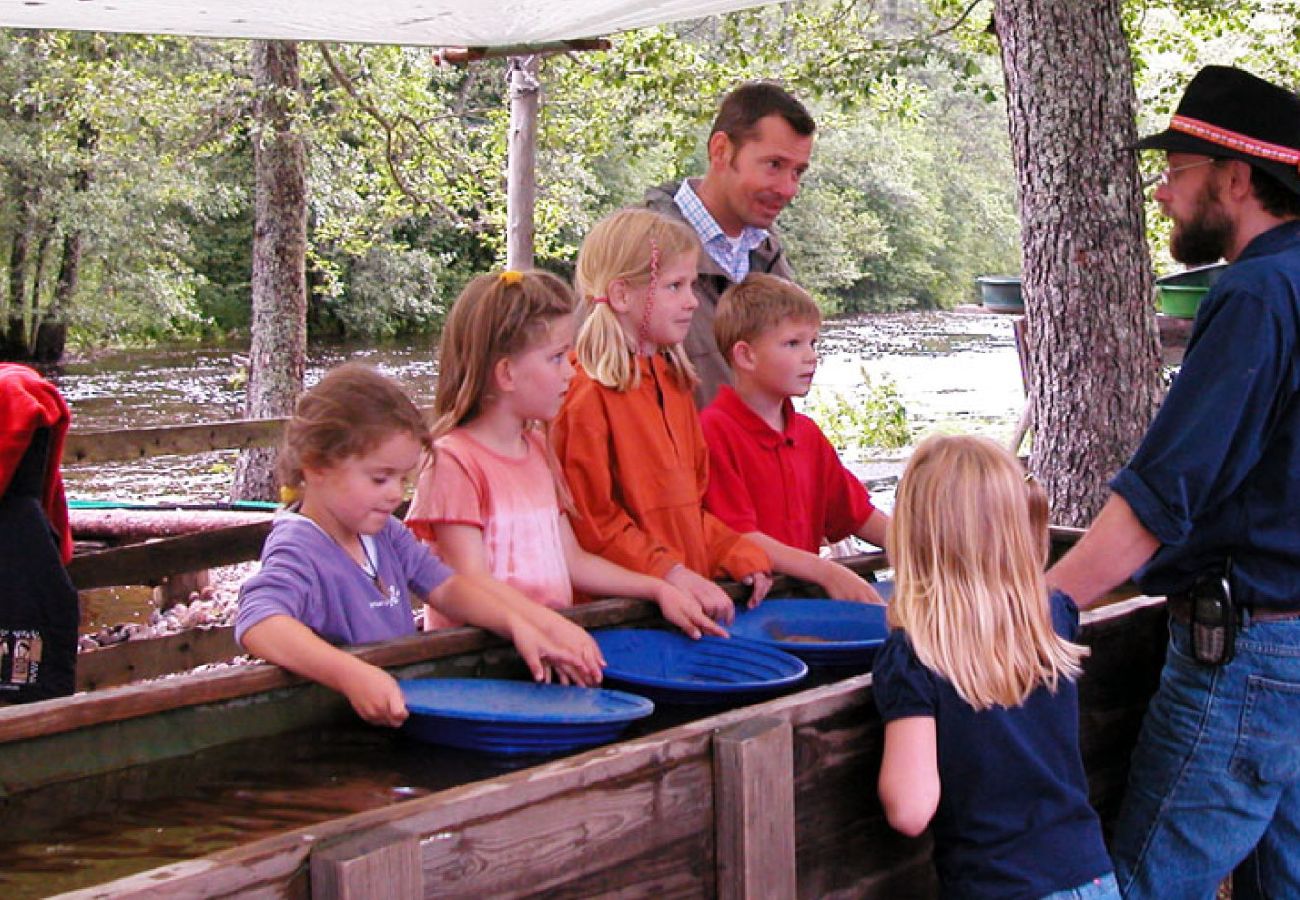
[[701, 385, 876, 554]]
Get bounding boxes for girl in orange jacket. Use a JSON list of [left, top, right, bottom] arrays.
[[551, 209, 773, 623]]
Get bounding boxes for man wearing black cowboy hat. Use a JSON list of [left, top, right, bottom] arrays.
[[1048, 65, 1300, 898]]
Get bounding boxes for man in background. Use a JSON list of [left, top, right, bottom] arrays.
[[645, 81, 815, 407]]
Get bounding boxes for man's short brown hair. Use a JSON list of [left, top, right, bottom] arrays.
[[714, 273, 821, 365], [710, 82, 815, 150]]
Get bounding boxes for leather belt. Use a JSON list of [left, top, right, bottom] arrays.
[[1167, 593, 1300, 625]]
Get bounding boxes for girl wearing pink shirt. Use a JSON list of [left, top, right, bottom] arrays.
[[406, 270, 725, 639]]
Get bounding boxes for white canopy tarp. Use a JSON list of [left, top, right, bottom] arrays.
[[0, 0, 780, 47]]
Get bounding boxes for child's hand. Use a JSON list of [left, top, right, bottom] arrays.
[[740, 570, 774, 609], [512, 613, 606, 687], [665, 565, 736, 625], [815, 559, 886, 604], [653, 580, 729, 639], [342, 661, 409, 728]]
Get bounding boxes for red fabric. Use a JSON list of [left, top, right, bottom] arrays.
[[552, 354, 769, 582], [701, 385, 875, 554], [0, 364, 73, 562]]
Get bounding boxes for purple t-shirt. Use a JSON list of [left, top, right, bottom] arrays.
[[235, 511, 453, 647]]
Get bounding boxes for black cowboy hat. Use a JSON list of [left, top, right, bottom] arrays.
[[1133, 65, 1300, 196]]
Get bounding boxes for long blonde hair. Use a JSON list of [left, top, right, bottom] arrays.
[[432, 269, 576, 438], [574, 208, 700, 392], [886, 434, 1087, 710]]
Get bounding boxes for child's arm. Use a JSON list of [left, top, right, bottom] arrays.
[[241, 614, 408, 728], [878, 716, 940, 837], [560, 518, 728, 638], [855, 508, 890, 551], [429, 572, 605, 687], [743, 530, 884, 604]]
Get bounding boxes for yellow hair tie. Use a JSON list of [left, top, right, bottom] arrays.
[[500, 270, 523, 286], [279, 484, 302, 505]]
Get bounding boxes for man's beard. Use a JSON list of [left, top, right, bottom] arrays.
[[1170, 181, 1235, 266]]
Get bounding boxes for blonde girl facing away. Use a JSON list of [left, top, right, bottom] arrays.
[[874, 435, 1117, 900], [551, 208, 773, 622], [405, 269, 726, 639], [235, 363, 604, 730]]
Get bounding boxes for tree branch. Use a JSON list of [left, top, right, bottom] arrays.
[[315, 42, 484, 230]]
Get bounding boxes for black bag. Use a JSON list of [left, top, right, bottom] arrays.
[[0, 427, 78, 703]]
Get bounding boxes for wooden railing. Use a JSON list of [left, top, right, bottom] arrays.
[[63, 417, 286, 465], [62, 416, 297, 591]]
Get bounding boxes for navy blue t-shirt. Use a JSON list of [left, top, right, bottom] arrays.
[[1112, 221, 1300, 607], [872, 591, 1111, 899]]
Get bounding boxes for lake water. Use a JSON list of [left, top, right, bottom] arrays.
[[52, 310, 1024, 504]]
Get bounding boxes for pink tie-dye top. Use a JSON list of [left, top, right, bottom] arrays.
[[407, 428, 572, 626]]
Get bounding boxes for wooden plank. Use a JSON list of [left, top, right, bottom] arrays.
[[421, 754, 715, 898], [714, 716, 796, 900], [0, 598, 659, 746], [62, 405, 437, 466], [67, 521, 272, 589], [312, 826, 422, 900], [1077, 596, 1168, 826], [63, 417, 286, 465], [74, 626, 242, 692], [69, 508, 273, 541]]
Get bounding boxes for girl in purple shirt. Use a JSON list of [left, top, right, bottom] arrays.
[[236, 363, 604, 728]]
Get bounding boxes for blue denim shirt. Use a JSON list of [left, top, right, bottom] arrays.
[[1112, 220, 1300, 607]]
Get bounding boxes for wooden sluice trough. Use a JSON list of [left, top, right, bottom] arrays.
[[33, 418, 1165, 895], [0, 589, 1168, 899]]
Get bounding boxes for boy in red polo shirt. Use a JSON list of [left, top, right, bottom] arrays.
[[701, 274, 889, 603]]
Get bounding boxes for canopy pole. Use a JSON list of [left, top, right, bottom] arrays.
[[505, 54, 539, 271], [437, 38, 609, 65]]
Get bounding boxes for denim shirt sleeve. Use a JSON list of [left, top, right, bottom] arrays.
[[1112, 285, 1293, 546]]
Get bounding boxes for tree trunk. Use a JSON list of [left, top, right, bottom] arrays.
[[35, 119, 95, 365], [3, 191, 34, 359], [232, 40, 307, 502], [993, 1, 1162, 525], [26, 225, 53, 349], [34, 230, 78, 364]]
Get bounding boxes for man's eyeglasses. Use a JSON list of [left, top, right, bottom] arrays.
[[1141, 158, 1218, 189]]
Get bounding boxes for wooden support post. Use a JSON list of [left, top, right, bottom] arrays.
[[713, 715, 796, 900], [1010, 315, 1033, 455], [310, 825, 422, 900], [505, 54, 539, 271]]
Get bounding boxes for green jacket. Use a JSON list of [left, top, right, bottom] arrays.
[[644, 181, 797, 408]]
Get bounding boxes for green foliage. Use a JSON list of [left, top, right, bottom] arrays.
[[31, 0, 1283, 349], [804, 370, 912, 455], [315, 244, 447, 339], [0, 32, 249, 350]]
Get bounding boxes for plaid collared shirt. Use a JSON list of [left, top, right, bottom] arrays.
[[673, 180, 770, 284]]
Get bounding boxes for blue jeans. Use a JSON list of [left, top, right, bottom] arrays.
[[1041, 872, 1120, 900], [1111, 615, 1300, 899]]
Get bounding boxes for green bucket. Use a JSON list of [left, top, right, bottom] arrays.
[[1156, 284, 1208, 319]]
